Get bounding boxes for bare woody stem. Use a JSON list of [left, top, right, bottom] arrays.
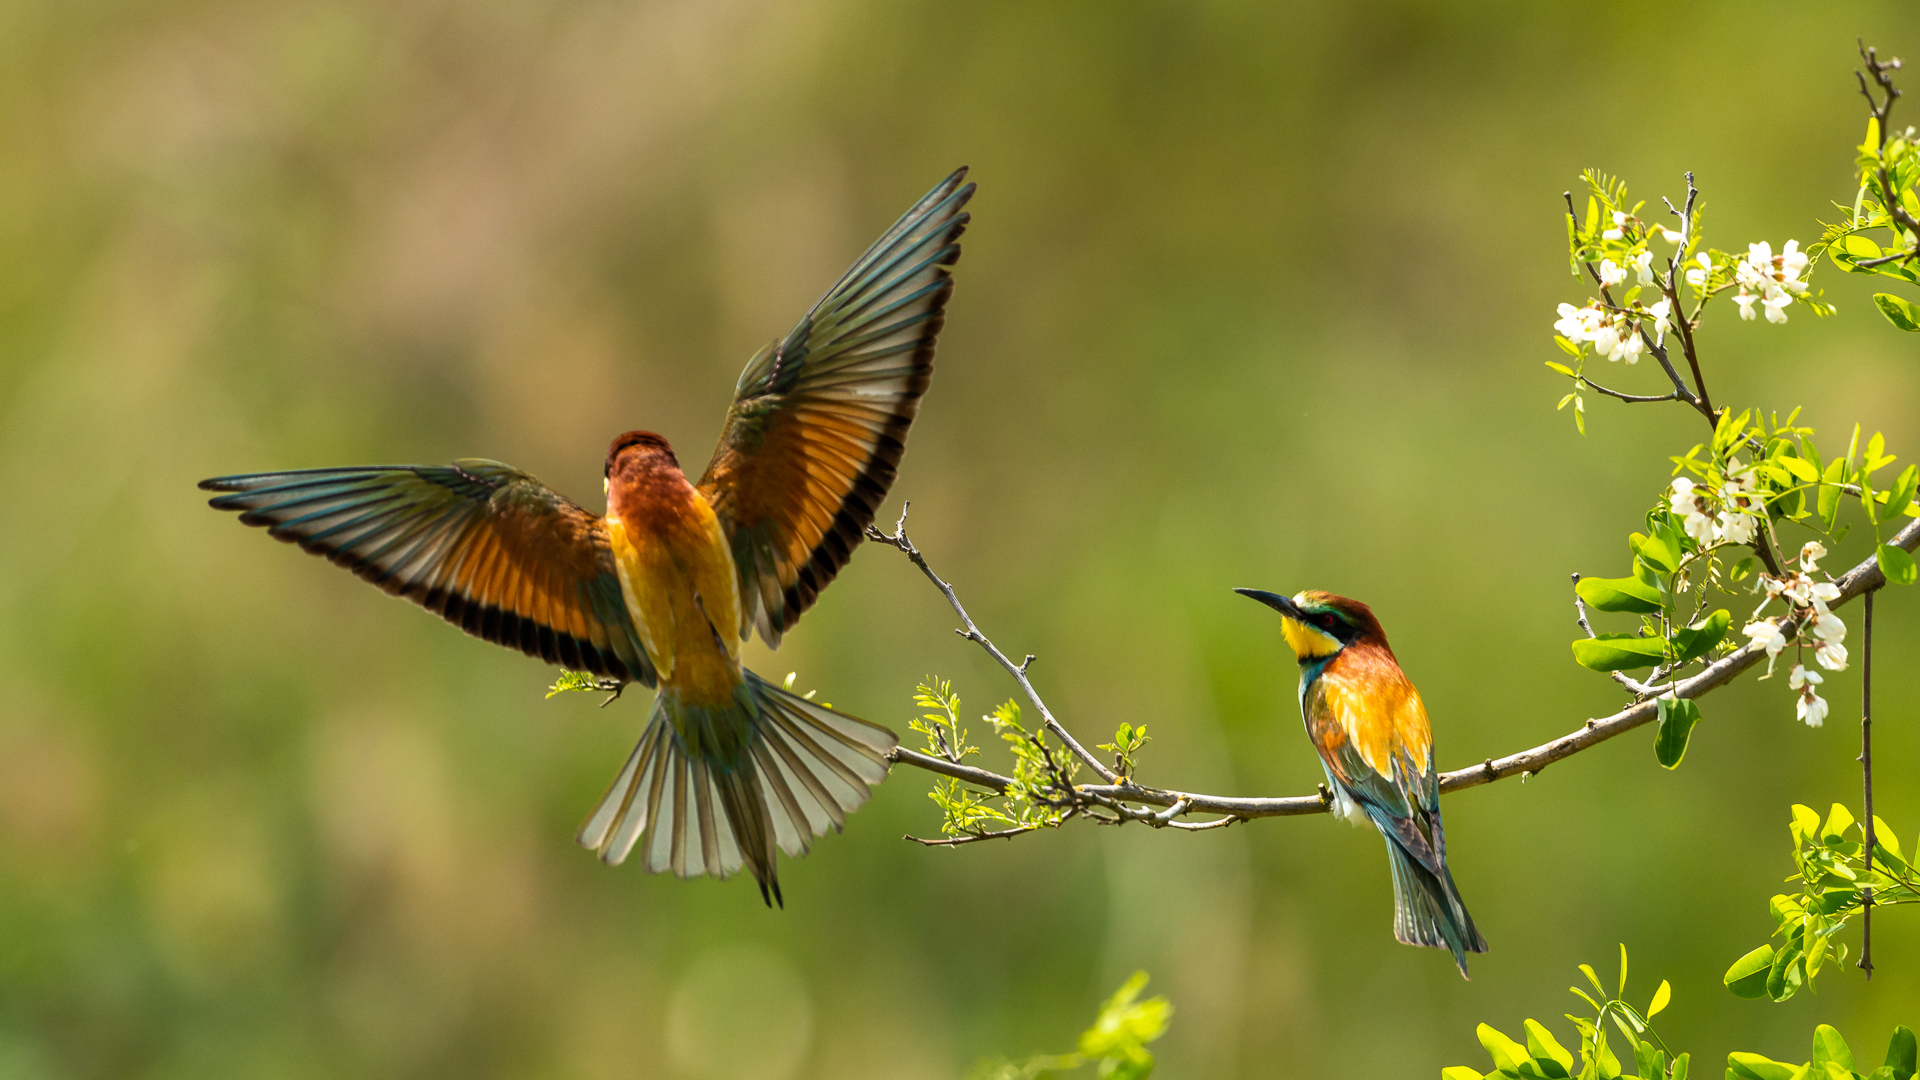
[[879, 510, 1920, 831], [1859, 586, 1878, 978], [1857, 43, 1920, 267], [866, 504, 1119, 784]]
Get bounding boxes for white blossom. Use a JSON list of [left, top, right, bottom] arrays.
[[1717, 511, 1757, 545], [1657, 226, 1685, 244], [1744, 619, 1788, 673], [1781, 574, 1812, 606], [1816, 639, 1849, 671], [1790, 663, 1828, 726], [1598, 258, 1627, 287], [1812, 610, 1846, 642], [1670, 478, 1716, 541], [1732, 239, 1809, 325], [1633, 249, 1657, 287], [1800, 541, 1826, 570], [1797, 688, 1829, 728], [1686, 252, 1712, 289], [1808, 581, 1841, 611], [1593, 320, 1620, 358], [1649, 298, 1673, 344]]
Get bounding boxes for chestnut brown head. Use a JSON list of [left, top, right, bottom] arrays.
[[605, 431, 679, 477]]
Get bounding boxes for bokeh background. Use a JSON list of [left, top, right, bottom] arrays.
[[3, 2, 1920, 1077]]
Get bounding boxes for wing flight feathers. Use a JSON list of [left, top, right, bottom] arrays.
[[700, 168, 974, 646], [201, 461, 656, 685]]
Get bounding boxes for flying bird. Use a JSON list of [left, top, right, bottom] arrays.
[[201, 169, 976, 906], [1235, 588, 1488, 977]]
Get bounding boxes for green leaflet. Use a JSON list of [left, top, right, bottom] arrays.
[[1874, 292, 1920, 330], [1672, 611, 1731, 663], [1655, 697, 1702, 769], [1572, 634, 1665, 671], [1576, 575, 1664, 613]]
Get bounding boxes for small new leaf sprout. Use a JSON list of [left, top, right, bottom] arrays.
[[1451, 949, 1684, 1080], [909, 677, 975, 764], [909, 681, 1078, 839], [546, 670, 625, 705], [971, 972, 1172, 1080], [1097, 722, 1151, 781]]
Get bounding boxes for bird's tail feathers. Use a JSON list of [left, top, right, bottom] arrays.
[[1383, 836, 1489, 979], [576, 670, 896, 905]]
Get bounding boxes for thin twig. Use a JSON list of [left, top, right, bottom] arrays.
[[1581, 377, 1681, 405], [905, 823, 1052, 847], [879, 512, 1920, 828], [1859, 586, 1878, 978], [1858, 43, 1920, 262], [867, 504, 1119, 783]]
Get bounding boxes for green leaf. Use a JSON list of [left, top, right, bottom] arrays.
[[1672, 610, 1731, 662], [1076, 971, 1170, 1079], [1825, 804, 1857, 843], [1845, 233, 1886, 260], [1633, 529, 1681, 573], [1880, 545, 1918, 586], [1635, 1039, 1663, 1080], [1874, 292, 1920, 330], [1442, 1069, 1486, 1080], [1724, 945, 1776, 998], [1886, 1026, 1917, 1080], [1820, 459, 1848, 529], [1478, 1024, 1532, 1076], [1730, 556, 1757, 582], [1655, 697, 1701, 769], [1814, 1026, 1857, 1074], [1728, 1052, 1803, 1080], [1885, 465, 1919, 519], [1576, 575, 1664, 614], [1791, 804, 1822, 845], [1777, 455, 1819, 483], [1572, 634, 1666, 671], [1526, 1020, 1575, 1076], [1647, 979, 1671, 1018], [1767, 929, 1805, 1001], [1671, 1051, 1690, 1080]]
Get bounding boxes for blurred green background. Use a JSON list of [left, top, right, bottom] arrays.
[[3, 2, 1920, 1077]]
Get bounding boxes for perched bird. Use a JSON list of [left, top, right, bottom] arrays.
[[201, 169, 976, 906], [1235, 588, 1488, 977]]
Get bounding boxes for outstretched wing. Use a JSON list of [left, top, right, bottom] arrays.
[[699, 167, 974, 646], [201, 460, 657, 685]]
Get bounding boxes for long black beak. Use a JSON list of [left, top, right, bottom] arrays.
[[1234, 587, 1304, 620]]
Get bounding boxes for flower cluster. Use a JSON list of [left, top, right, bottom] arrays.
[[1555, 302, 1643, 363], [1731, 240, 1809, 323], [1741, 542, 1847, 727], [1668, 464, 1762, 546]]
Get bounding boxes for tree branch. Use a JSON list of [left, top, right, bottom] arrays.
[[879, 511, 1920, 832]]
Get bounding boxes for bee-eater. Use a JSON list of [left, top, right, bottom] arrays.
[[1235, 588, 1488, 977], [201, 168, 976, 907]]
